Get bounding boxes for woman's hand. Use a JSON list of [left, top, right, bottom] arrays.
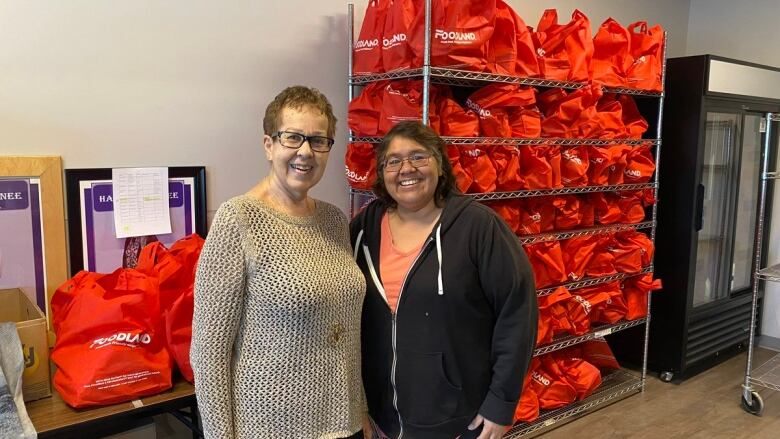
[[468, 414, 510, 439]]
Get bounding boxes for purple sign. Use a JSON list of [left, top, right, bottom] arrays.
[[0, 180, 29, 210], [81, 178, 195, 273], [0, 178, 46, 311]]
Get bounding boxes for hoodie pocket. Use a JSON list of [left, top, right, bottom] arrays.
[[396, 350, 462, 426]]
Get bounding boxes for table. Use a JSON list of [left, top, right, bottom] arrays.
[[26, 379, 200, 438]]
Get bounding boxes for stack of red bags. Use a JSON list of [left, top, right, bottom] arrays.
[[50, 234, 204, 408]]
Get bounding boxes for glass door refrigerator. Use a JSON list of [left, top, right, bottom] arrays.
[[612, 55, 780, 381]]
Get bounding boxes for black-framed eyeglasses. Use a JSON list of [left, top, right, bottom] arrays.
[[382, 152, 432, 172], [273, 131, 335, 152]]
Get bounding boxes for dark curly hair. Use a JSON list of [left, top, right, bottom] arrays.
[[263, 85, 337, 138], [373, 121, 459, 208]]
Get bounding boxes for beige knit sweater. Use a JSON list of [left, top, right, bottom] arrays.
[[191, 195, 366, 439]]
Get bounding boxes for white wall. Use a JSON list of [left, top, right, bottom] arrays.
[[0, 0, 690, 224]]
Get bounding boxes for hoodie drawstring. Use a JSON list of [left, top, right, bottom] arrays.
[[436, 224, 443, 295], [353, 229, 364, 261]]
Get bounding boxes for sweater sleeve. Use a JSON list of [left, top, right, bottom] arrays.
[[476, 213, 538, 426], [190, 202, 247, 439]]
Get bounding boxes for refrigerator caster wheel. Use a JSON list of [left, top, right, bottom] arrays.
[[659, 371, 674, 382], [741, 391, 764, 416]]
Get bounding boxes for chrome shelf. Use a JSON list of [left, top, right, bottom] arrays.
[[349, 183, 657, 202], [756, 263, 780, 282], [749, 353, 780, 392], [537, 266, 654, 297], [349, 136, 660, 146], [506, 369, 643, 438], [518, 221, 654, 245], [350, 67, 664, 97], [764, 171, 780, 180], [533, 319, 647, 357]]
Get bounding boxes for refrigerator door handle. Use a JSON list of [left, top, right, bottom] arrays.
[[695, 183, 705, 231]]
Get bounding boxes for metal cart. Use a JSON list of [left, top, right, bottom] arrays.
[[742, 112, 780, 416]]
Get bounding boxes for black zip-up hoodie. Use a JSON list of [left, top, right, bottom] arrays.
[[350, 194, 538, 439]]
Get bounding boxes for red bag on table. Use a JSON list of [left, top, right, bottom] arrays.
[[537, 286, 573, 344], [560, 146, 589, 187], [353, 0, 388, 75], [411, 0, 496, 71], [51, 269, 172, 408], [438, 96, 479, 137], [514, 373, 540, 423], [378, 80, 440, 134], [138, 235, 205, 384], [382, 0, 416, 71], [626, 22, 665, 91], [447, 145, 473, 193], [459, 145, 496, 193], [524, 241, 568, 288], [591, 18, 632, 87], [345, 143, 377, 190], [532, 9, 593, 82], [488, 0, 539, 77], [348, 81, 387, 137], [622, 273, 662, 320], [624, 143, 656, 184], [490, 145, 524, 191]]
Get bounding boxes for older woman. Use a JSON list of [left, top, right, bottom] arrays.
[[192, 86, 367, 439], [351, 121, 537, 439]]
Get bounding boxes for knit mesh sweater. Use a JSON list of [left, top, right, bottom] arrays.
[[191, 195, 367, 439]]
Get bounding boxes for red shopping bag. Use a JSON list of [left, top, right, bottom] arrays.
[[345, 143, 377, 190], [619, 94, 648, 138], [622, 273, 662, 320], [486, 0, 539, 77], [611, 231, 654, 273], [490, 145, 524, 191], [518, 197, 556, 235], [584, 235, 617, 278], [607, 144, 632, 185], [626, 22, 665, 91], [348, 81, 387, 137], [562, 236, 600, 281], [578, 338, 621, 371], [552, 354, 602, 400], [539, 86, 603, 138], [537, 287, 573, 344], [532, 9, 593, 82], [590, 192, 622, 225], [524, 241, 568, 288], [552, 195, 582, 230], [588, 146, 612, 185], [382, 0, 416, 71], [486, 199, 520, 232], [532, 356, 577, 409], [378, 80, 440, 134], [447, 145, 474, 193], [459, 145, 496, 193], [591, 18, 632, 87], [624, 143, 656, 183], [514, 373, 540, 423], [618, 191, 647, 223], [353, 0, 388, 75], [411, 0, 497, 70], [510, 108, 542, 138], [560, 146, 589, 187], [580, 281, 627, 323], [438, 96, 479, 136], [466, 83, 536, 137], [595, 94, 626, 139], [566, 290, 610, 335], [51, 269, 172, 407], [520, 146, 561, 189]]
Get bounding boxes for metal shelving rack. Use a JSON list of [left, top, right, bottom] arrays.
[[347, 1, 666, 436], [741, 113, 780, 416]]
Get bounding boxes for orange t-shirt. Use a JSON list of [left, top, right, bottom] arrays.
[[379, 212, 425, 313]]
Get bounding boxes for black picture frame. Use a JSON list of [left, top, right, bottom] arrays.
[[65, 166, 207, 276]]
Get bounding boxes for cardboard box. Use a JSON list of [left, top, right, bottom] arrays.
[[0, 288, 52, 402]]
